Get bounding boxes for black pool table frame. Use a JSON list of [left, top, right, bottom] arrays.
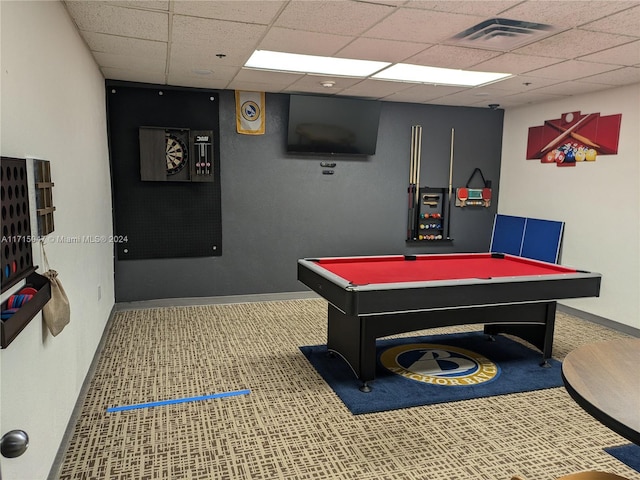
[[298, 254, 602, 392]]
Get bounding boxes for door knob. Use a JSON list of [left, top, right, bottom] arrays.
[[0, 430, 29, 458]]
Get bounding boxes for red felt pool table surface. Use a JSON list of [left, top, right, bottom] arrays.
[[315, 253, 576, 286]]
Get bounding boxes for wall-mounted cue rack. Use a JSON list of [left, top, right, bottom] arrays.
[[406, 126, 452, 242]]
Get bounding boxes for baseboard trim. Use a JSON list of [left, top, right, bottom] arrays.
[[47, 304, 118, 480], [558, 304, 640, 337], [114, 291, 321, 311]]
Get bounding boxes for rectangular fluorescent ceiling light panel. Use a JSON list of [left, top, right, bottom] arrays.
[[373, 64, 511, 87], [244, 50, 390, 77]]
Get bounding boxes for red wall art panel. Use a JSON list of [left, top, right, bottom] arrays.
[[526, 111, 622, 167]]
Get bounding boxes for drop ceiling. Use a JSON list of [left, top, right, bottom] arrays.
[[63, 0, 640, 108]]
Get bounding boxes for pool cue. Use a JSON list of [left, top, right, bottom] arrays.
[[446, 128, 455, 239], [536, 113, 596, 157], [407, 127, 413, 240], [415, 125, 422, 239], [408, 126, 419, 239]]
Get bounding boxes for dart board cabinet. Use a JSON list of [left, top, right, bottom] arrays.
[[107, 81, 222, 261], [139, 126, 214, 183]]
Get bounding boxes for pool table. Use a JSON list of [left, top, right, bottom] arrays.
[[298, 253, 601, 391]]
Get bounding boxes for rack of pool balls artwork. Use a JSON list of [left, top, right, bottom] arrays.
[[526, 111, 622, 167], [541, 143, 598, 166], [1, 157, 51, 348]]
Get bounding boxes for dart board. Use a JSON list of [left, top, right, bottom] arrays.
[[165, 133, 188, 175]]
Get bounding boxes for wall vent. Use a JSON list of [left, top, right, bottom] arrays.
[[448, 18, 561, 51]]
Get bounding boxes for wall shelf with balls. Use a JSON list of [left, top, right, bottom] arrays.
[[139, 126, 215, 183], [406, 187, 453, 244], [0, 271, 51, 348]]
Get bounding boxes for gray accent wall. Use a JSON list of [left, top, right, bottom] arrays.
[[114, 90, 504, 302]]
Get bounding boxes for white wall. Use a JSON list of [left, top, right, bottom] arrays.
[[0, 1, 114, 478], [500, 83, 640, 329]]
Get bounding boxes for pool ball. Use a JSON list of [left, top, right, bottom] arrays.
[[565, 150, 576, 163], [542, 151, 556, 163]]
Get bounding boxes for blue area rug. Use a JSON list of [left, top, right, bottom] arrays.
[[300, 331, 563, 415], [604, 444, 640, 473]]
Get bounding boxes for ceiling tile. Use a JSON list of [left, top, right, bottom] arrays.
[[102, 67, 166, 85], [579, 5, 640, 36], [486, 74, 562, 92], [259, 27, 354, 57], [578, 40, 640, 66], [337, 38, 428, 63], [172, 1, 285, 24], [382, 83, 467, 103], [167, 59, 240, 84], [285, 74, 363, 93], [364, 8, 483, 44], [64, 1, 168, 41], [514, 29, 633, 59], [526, 80, 615, 96], [419, 87, 508, 107], [274, 1, 395, 36], [106, 1, 169, 10], [171, 16, 266, 65], [470, 53, 563, 75], [82, 32, 167, 57], [579, 66, 640, 86], [228, 80, 288, 93], [94, 51, 166, 73], [234, 69, 302, 89], [524, 60, 620, 82], [169, 43, 242, 74], [166, 73, 229, 90], [492, 91, 568, 108], [405, 45, 502, 69], [407, 1, 522, 16], [335, 79, 415, 99], [498, 1, 636, 28]]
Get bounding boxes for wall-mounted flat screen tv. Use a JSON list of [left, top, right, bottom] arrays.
[[287, 94, 382, 156]]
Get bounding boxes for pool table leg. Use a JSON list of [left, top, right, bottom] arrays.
[[327, 304, 377, 392], [483, 301, 556, 366]]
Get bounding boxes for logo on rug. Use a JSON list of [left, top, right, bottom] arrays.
[[380, 343, 500, 386]]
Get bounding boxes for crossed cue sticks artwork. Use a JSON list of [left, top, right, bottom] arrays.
[[526, 111, 621, 167]]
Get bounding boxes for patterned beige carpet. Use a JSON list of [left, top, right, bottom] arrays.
[[55, 299, 638, 480]]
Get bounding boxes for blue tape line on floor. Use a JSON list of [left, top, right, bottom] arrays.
[[107, 389, 250, 413]]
